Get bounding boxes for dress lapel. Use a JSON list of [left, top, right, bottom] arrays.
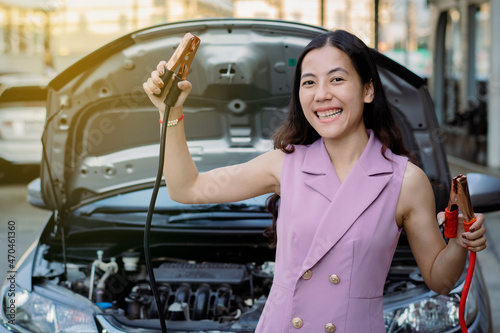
[[302, 137, 341, 202], [299, 130, 395, 274]]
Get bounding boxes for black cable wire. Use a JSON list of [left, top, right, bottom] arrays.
[[144, 76, 183, 333], [144, 105, 171, 333], [41, 109, 63, 212], [41, 109, 67, 277]]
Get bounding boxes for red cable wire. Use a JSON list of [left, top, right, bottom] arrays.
[[459, 252, 476, 332], [459, 217, 476, 333]]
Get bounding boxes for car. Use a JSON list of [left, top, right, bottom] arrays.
[[0, 84, 48, 179], [2, 18, 500, 333]]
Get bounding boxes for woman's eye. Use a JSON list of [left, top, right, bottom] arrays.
[[331, 77, 343, 83], [302, 80, 314, 86]]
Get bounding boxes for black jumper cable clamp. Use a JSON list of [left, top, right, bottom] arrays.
[[154, 32, 201, 106]]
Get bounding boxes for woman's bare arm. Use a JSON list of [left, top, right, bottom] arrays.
[[396, 163, 486, 294], [143, 61, 283, 204]]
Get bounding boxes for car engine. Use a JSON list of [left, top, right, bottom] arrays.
[[54, 247, 425, 332], [57, 248, 276, 330], [122, 261, 272, 323], [34, 220, 426, 332]]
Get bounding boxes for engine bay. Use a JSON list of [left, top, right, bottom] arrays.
[[34, 241, 428, 333], [37, 240, 278, 330], [31, 209, 429, 332]]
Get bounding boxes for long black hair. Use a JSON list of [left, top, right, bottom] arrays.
[[264, 29, 410, 248]]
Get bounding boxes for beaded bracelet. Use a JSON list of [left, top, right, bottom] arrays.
[[159, 114, 184, 126]]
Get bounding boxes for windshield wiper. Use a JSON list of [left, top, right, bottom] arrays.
[[167, 211, 271, 224], [78, 203, 267, 216]]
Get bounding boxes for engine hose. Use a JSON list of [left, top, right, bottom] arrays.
[[144, 105, 172, 333]]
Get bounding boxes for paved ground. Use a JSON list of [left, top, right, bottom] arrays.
[[0, 169, 51, 284]]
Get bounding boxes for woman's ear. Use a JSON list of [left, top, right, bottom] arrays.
[[364, 79, 375, 103]]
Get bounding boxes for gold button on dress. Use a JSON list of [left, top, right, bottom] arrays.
[[325, 323, 336, 332], [302, 269, 312, 280], [329, 274, 340, 284], [292, 317, 304, 328]]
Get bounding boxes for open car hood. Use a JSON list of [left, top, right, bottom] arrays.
[[41, 18, 450, 212]]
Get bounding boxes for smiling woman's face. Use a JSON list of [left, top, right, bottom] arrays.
[[298, 45, 374, 142]]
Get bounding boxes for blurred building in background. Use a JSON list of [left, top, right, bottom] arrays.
[[0, 0, 235, 76], [378, 0, 431, 78], [426, 0, 498, 169], [0, 0, 498, 168], [0, 0, 428, 76]]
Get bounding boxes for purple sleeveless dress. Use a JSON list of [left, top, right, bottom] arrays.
[[256, 129, 408, 332]]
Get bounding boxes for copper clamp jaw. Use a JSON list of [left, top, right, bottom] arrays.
[[445, 174, 476, 238], [164, 32, 201, 80], [154, 32, 201, 105], [448, 174, 475, 222], [454, 174, 476, 230]]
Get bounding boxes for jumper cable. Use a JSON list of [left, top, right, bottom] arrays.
[[144, 32, 200, 333], [444, 174, 476, 333]]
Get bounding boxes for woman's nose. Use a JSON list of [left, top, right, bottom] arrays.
[[314, 81, 332, 101]]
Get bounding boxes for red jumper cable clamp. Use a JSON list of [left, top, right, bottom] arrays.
[[453, 174, 477, 333], [444, 176, 459, 238]]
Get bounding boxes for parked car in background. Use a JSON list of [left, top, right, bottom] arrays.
[[0, 84, 47, 179], [0, 72, 49, 89], [2, 18, 500, 333]]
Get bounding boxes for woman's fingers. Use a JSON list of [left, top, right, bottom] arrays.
[[142, 81, 154, 95], [462, 213, 486, 241], [461, 213, 487, 251], [173, 80, 192, 107], [157, 60, 167, 74], [469, 213, 485, 233], [437, 211, 446, 226], [151, 70, 164, 88], [466, 235, 487, 252], [143, 61, 193, 114], [146, 77, 162, 95], [143, 61, 167, 95]]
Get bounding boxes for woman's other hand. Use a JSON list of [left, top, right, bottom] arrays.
[[438, 211, 487, 252]]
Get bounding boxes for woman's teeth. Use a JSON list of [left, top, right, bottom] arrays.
[[316, 109, 343, 120]]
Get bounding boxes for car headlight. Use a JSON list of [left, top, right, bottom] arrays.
[[384, 278, 478, 332], [2, 284, 98, 333]]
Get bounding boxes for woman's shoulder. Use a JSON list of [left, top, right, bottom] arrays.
[[261, 148, 286, 162], [402, 161, 427, 181], [280, 139, 323, 167], [399, 162, 433, 201], [286, 138, 322, 153], [389, 150, 410, 169], [396, 161, 434, 226]]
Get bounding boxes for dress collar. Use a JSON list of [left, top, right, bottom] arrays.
[[301, 129, 394, 177]]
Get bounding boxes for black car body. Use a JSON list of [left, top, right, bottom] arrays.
[[2, 18, 500, 333]]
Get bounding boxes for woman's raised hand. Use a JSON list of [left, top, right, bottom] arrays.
[[143, 60, 192, 116]]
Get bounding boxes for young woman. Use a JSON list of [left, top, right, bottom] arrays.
[[143, 30, 487, 332]]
